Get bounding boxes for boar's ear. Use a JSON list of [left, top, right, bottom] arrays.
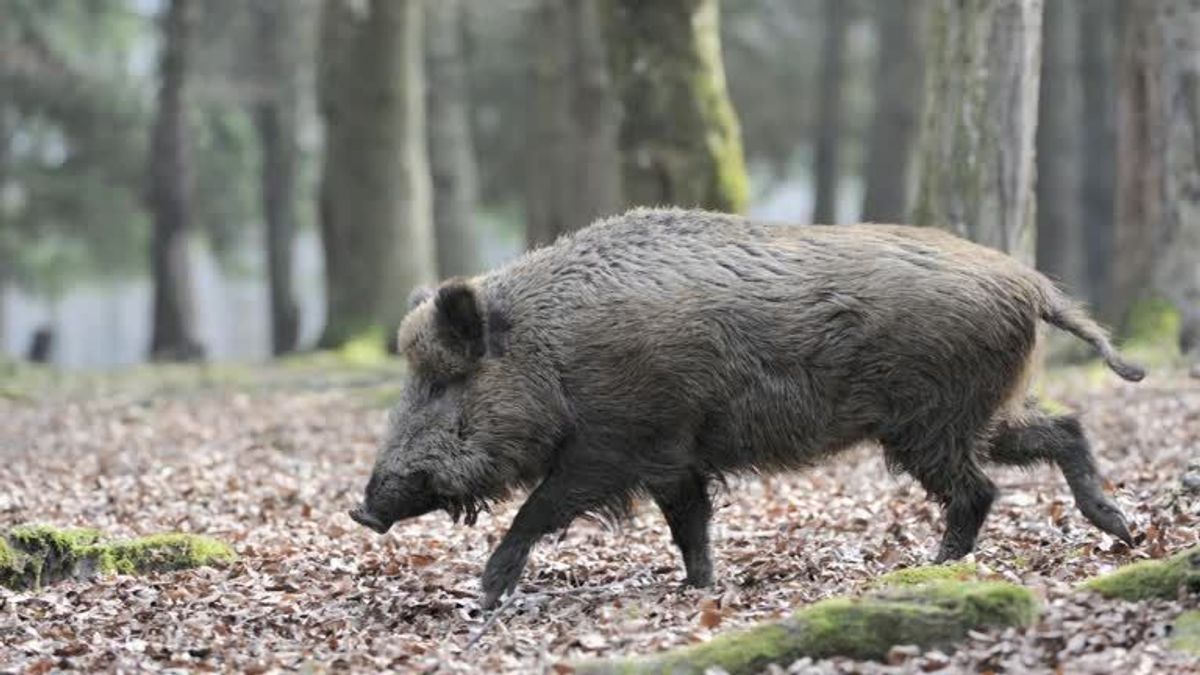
[[407, 285, 435, 311], [434, 279, 486, 359]]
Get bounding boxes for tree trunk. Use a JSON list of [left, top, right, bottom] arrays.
[[427, 0, 480, 278], [568, 0, 621, 228], [0, 110, 9, 352], [525, 0, 574, 249], [147, 0, 204, 361], [912, 0, 1043, 264], [317, 0, 435, 348], [526, 0, 621, 249], [811, 0, 849, 225], [1034, 0, 1084, 294], [254, 0, 300, 356], [602, 0, 748, 214], [1115, 0, 1200, 351], [1078, 0, 1119, 314], [861, 0, 925, 224]]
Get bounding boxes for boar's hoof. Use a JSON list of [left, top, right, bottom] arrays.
[[1079, 498, 1134, 547], [479, 572, 519, 610], [480, 547, 528, 609], [481, 587, 506, 610]]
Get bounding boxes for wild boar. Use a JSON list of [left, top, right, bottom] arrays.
[[349, 207, 1144, 609]]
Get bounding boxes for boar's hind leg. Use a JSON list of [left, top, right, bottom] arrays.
[[886, 436, 998, 562], [648, 471, 713, 587], [480, 463, 632, 609], [985, 413, 1133, 546], [930, 461, 998, 563]]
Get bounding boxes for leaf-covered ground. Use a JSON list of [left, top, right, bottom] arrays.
[[1, 364, 1197, 673]]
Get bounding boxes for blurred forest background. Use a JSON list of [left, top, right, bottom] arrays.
[[0, 0, 1196, 369]]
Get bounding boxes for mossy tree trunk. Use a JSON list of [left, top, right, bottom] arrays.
[[317, 0, 434, 349], [602, 0, 748, 214], [911, 0, 1043, 264], [526, 0, 620, 249], [1114, 0, 1200, 351], [426, 0, 480, 278], [811, 0, 850, 225], [0, 526, 235, 591], [253, 0, 301, 356], [147, 0, 204, 361], [861, 0, 925, 224], [1035, 0, 1085, 296], [578, 581, 1037, 675]]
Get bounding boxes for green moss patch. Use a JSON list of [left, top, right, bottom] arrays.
[[872, 561, 979, 589], [1082, 546, 1200, 601], [576, 581, 1037, 674], [10, 524, 105, 552], [100, 533, 236, 575], [1170, 611, 1200, 656], [1, 524, 235, 590]]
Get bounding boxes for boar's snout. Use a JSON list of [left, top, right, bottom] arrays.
[[349, 506, 392, 534], [351, 470, 441, 533]]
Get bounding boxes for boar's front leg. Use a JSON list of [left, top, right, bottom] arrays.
[[648, 471, 713, 587], [480, 462, 631, 609]]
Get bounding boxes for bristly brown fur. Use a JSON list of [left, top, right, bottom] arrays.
[[356, 207, 1143, 607]]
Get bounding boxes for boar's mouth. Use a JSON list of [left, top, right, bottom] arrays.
[[348, 506, 393, 534]]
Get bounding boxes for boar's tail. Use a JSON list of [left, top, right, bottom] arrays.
[[1039, 286, 1146, 382]]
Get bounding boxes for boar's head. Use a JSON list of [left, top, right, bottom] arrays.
[[350, 278, 528, 534]]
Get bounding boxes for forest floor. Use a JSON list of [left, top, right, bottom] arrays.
[[0, 358, 1197, 673]]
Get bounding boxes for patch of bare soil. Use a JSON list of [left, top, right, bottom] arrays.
[[0, 369, 1196, 673]]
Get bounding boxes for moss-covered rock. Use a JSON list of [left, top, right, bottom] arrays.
[[1170, 611, 1200, 656], [0, 524, 235, 590], [1082, 546, 1200, 601], [576, 581, 1038, 674], [872, 561, 979, 588]]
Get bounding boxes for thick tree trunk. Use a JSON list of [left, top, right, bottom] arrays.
[[525, 0, 574, 249], [254, 0, 300, 356], [1035, 0, 1084, 294], [147, 0, 204, 361], [1113, 1, 1161, 329], [427, 0, 480, 278], [568, 0, 621, 228], [526, 0, 621, 249], [317, 0, 435, 348], [1078, 0, 1119, 314], [1115, 0, 1200, 351], [861, 0, 925, 224], [811, 0, 849, 225], [912, 0, 1044, 264], [0, 111, 9, 351], [602, 0, 748, 214]]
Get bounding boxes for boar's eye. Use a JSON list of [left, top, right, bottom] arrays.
[[429, 380, 446, 399]]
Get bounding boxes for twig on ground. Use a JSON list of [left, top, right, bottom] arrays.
[[463, 591, 522, 652], [462, 579, 655, 653]]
